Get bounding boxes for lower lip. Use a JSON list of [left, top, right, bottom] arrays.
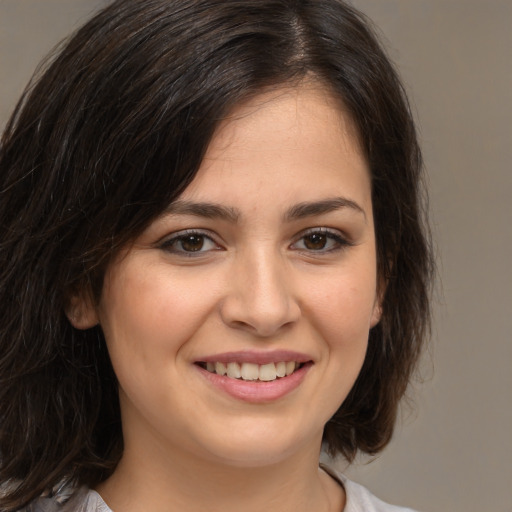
[[195, 363, 312, 403]]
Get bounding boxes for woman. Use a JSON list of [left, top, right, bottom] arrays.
[[0, 1, 433, 511]]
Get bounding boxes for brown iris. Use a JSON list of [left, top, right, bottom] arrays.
[[303, 233, 328, 250], [180, 235, 205, 252]]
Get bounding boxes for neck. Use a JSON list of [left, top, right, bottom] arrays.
[[96, 431, 344, 512]]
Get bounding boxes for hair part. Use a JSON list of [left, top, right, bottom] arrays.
[[0, 0, 434, 508]]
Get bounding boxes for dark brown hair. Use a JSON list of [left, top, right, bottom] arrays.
[[0, 0, 433, 509]]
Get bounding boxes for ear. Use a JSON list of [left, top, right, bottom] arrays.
[[370, 300, 382, 328], [65, 292, 99, 330], [370, 277, 387, 328]]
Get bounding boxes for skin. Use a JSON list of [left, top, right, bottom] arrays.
[[72, 82, 381, 512]]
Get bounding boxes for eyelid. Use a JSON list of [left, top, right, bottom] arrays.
[[290, 227, 354, 252], [156, 226, 353, 256], [158, 229, 223, 254]]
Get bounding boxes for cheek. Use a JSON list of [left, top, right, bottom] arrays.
[[304, 262, 377, 395], [315, 284, 375, 401], [307, 265, 378, 343], [98, 263, 219, 376], [317, 286, 372, 368]]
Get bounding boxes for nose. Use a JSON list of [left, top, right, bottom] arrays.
[[220, 248, 301, 337]]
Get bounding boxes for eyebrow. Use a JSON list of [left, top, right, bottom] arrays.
[[164, 196, 366, 223], [283, 197, 367, 223], [164, 200, 240, 223]]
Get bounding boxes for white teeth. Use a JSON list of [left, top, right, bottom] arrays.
[[227, 362, 241, 379], [259, 363, 277, 381], [276, 361, 286, 378], [241, 362, 259, 381], [205, 360, 302, 381], [215, 362, 227, 376], [285, 361, 296, 376]]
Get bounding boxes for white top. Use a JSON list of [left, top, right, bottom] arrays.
[[339, 474, 418, 512], [24, 467, 419, 511]]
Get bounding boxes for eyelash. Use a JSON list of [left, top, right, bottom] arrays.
[[158, 228, 352, 256], [291, 228, 352, 254], [158, 229, 221, 256]]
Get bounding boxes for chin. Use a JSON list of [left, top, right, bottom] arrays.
[[205, 444, 298, 468], [192, 420, 320, 468]]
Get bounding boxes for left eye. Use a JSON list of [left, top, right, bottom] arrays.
[[160, 232, 219, 254], [292, 230, 348, 252]]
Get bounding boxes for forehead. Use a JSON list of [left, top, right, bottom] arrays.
[[180, 83, 371, 216], [208, 82, 362, 158]]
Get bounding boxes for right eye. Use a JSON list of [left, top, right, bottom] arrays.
[[159, 230, 220, 255]]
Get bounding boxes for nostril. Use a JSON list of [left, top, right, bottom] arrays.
[[231, 320, 253, 329]]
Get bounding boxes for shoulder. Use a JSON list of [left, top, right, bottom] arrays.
[[321, 465, 420, 512], [20, 486, 111, 512]]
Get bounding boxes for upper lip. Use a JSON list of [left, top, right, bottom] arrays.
[[195, 350, 313, 365]]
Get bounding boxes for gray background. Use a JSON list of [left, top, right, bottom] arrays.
[[1, 1, 511, 511]]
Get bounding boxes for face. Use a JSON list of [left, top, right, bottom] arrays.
[[78, 84, 381, 468]]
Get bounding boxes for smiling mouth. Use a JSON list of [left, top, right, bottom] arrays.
[[196, 361, 307, 382]]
